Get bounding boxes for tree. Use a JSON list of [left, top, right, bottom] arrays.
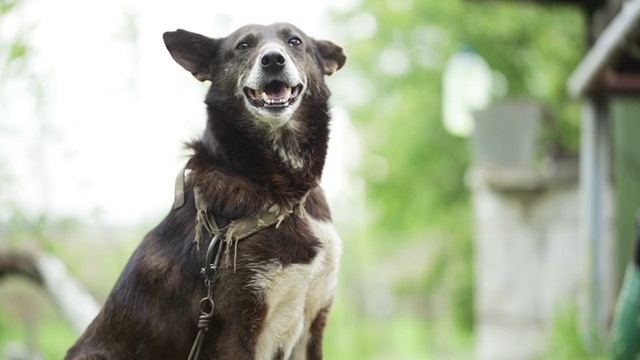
[[331, 0, 584, 334]]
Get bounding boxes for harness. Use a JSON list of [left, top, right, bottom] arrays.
[[172, 165, 307, 360]]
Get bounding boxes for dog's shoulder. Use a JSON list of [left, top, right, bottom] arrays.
[[304, 186, 332, 221]]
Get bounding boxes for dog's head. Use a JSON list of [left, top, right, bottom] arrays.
[[163, 23, 346, 131]]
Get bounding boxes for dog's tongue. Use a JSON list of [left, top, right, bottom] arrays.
[[263, 82, 291, 101], [262, 83, 291, 103]]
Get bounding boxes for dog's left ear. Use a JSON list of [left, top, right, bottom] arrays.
[[315, 40, 346, 76], [163, 29, 219, 82]]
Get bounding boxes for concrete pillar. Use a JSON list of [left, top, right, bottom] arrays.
[[470, 100, 606, 359], [471, 163, 581, 360]]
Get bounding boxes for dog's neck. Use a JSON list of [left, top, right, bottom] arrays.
[[186, 105, 329, 219], [268, 123, 306, 171]]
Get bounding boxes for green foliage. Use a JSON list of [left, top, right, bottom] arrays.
[[0, 308, 22, 347], [323, 271, 473, 360], [337, 0, 584, 236], [324, 311, 432, 360], [35, 316, 77, 359], [0, 280, 76, 359], [544, 306, 610, 360], [332, 0, 585, 349], [0, 3, 31, 79], [0, 0, 19, 16]]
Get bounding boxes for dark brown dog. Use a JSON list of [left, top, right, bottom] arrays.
[[66, 23, 345, 360]]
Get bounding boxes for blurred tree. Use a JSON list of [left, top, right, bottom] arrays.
[[332, 0, 584, 333], [0, 0, 31, 85], [0, 0, 30, 202], [0, 3, 79, 359], [0, 0, 49, 250]]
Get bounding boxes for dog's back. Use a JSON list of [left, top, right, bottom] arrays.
[[66, 23, 345, 360]]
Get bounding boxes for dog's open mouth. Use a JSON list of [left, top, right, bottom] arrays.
[[244, 81, 303, 109]]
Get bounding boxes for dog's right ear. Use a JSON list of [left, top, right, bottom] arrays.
[[163, 29, 219, 82]]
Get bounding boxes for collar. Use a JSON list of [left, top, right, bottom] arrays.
[[172, 164, 308, 270]]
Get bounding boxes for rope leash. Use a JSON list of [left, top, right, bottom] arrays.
[[187, 233, 224, 360]]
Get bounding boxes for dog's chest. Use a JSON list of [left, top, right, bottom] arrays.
[[250, 216, 341, 360]]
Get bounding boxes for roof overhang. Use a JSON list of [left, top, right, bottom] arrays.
[[568, 0, 640, 97]]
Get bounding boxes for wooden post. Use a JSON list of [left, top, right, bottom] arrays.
[[613, 98, 640, 285], [580, 96, 616, 343]]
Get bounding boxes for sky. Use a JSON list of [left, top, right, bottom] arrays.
[[1, 0, 363, 225]]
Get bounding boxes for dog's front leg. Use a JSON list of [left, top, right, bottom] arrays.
[[289, 306, 330, 360], [306, 307, 331, 360]]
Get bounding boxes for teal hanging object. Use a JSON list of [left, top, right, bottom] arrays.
[[611, 264, 640, 359], [610, 214, 640, 360]]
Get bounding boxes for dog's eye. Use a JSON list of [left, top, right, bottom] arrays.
[[288, 37, 302, 47], [236, 42, 250, 51]]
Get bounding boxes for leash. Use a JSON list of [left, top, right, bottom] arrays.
[[172, 165, 309, 360], [187, 232, 223, 360]]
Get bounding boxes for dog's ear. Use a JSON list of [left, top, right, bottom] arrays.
[[163, 29, 219, 82], [315, 40, 346, 76]]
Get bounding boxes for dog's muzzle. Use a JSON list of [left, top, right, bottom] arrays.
[[243, 47, 305, 112]]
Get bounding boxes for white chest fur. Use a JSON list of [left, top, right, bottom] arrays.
[[250, 217, 342, 360]]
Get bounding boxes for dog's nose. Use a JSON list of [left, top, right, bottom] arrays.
[[260, 50, 286, 73]]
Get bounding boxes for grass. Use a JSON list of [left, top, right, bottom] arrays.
[[1, 226, 619, 360], [0, 279, 76, 359], [324, 298, 473, 360], [543, 305, 610, 360]]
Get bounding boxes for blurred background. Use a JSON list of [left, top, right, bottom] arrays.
[[1, 0, 640, 359]]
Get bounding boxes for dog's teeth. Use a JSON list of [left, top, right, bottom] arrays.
[[259, 87, 293, 105]]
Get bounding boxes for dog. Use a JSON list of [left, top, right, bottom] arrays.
[[65, 22, 346, 360]]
